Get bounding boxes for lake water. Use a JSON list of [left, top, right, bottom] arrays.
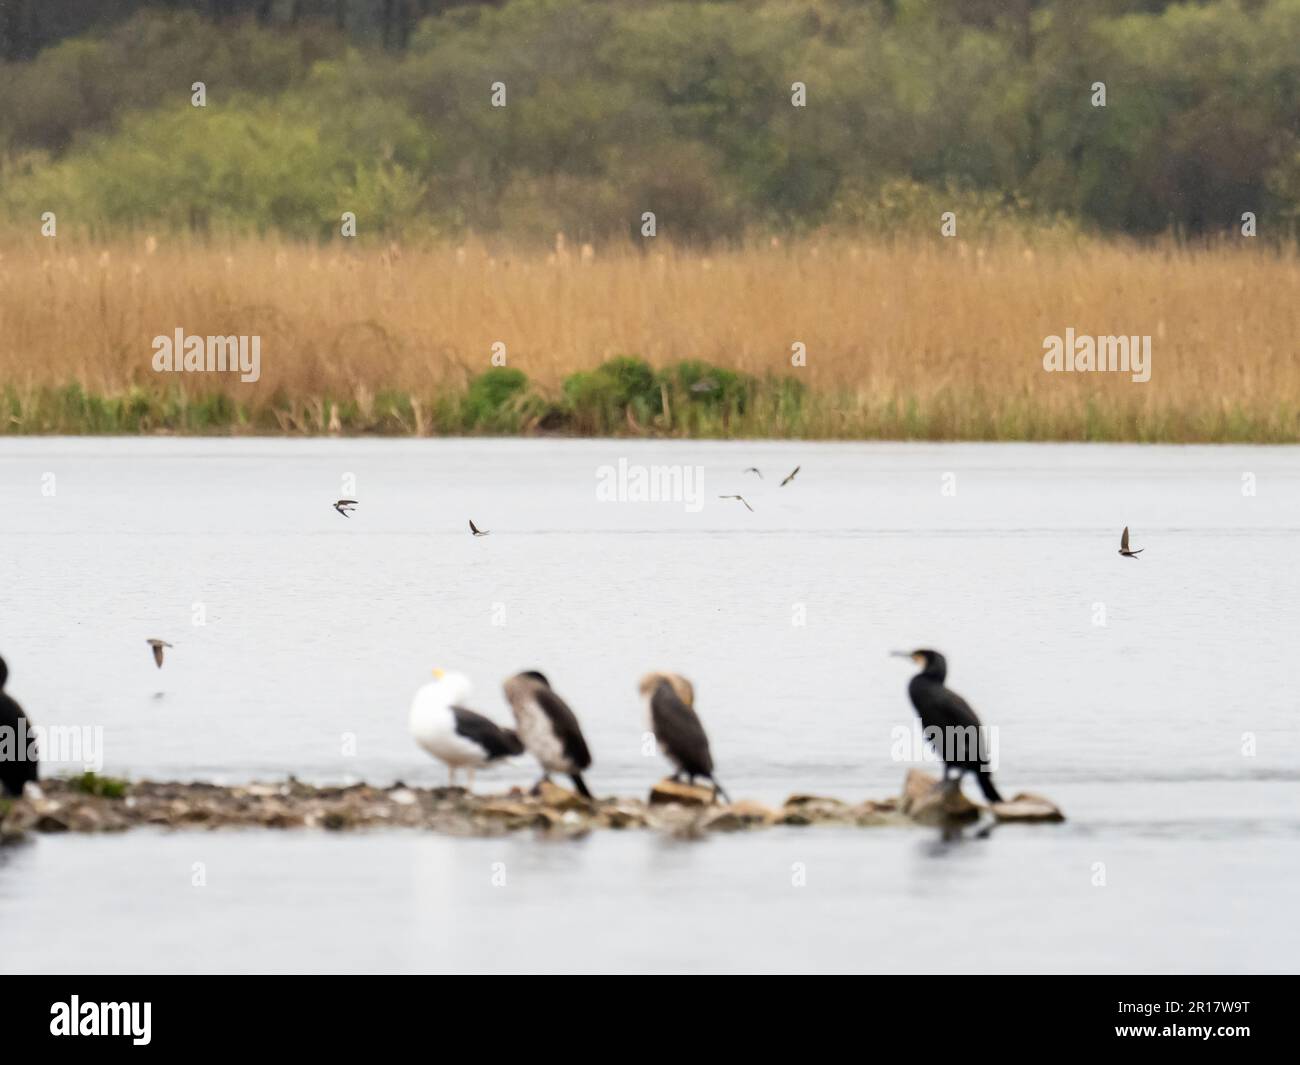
[[1, 437, 1297, 973]]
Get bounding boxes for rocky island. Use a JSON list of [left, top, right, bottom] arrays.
[[0, 770, 1064, 845]]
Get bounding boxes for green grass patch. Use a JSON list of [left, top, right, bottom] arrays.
[[66, 772, 130, 799], [2, 360, 1297, 443]]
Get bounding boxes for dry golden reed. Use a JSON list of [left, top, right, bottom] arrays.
[[1, 231, 1297, 439]]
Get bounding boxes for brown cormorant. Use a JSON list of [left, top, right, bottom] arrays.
[[639, 672, 729, 802], [503, 671, 594, 798]]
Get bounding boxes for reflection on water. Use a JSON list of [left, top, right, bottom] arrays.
[[1, 438, 1297, 972]]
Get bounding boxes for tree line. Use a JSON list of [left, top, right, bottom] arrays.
[[0, 0, 1296, 241]]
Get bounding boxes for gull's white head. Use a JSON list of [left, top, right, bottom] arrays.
[[426, 667, 472, 702]]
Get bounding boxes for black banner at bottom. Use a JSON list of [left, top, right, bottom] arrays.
[[1, 975, 1290, 1051]]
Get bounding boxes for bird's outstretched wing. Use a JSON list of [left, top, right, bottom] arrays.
[[152, 644, 164, 668], [650, 681, 714, 775], [1121, 526, 1130, 551], [531, 685, 593, 770]]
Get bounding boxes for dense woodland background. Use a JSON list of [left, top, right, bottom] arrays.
[[0, 0, 1297, 242]]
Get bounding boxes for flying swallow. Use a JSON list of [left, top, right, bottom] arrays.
[[146, 639, 173, 669], [1119, 526, 1144, 558], [780, 466, 801, 487], [718, 495, 754, 512], [333, 499, 358, 517], [469, 520, 489, 537]]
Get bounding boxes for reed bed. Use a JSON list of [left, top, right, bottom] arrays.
[[1, 233, 1297, 440]]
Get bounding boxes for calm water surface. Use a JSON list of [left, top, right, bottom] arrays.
[[1, 438, 1296, 973]]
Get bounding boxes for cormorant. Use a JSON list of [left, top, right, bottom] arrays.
[[0, 655, 39, 797], [1119, 526, 1143, 558], [892, 649, 1003, 803], [146, 639, 173, 669], [502, 671, 594, 799], [639, 671, 729, 802], [409, 669, 522, 789]]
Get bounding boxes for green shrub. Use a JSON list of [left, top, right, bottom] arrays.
[[463, 367, 530, 427], [657, 360, 750, 411], [562, 356, 661, 431]]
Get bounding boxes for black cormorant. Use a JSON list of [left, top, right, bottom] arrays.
[[892, 649, 1004, 803], [0, 655, 39, 797]]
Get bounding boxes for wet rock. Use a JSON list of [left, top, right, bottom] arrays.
[[784, 794, 843, 807], [901, 769, 980, 825], [536, 780, 591, 810], [704, 800, 778, 831], [991, 792, 1065, 823], [596, 803, 649, 830], [780, 794, 853, 824], [479, 800, 536, 820], [849, 800, 896, 826], [648, 779, 716, 807]]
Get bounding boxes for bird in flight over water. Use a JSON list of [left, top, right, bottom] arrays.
[[780, 465, 801, 487], [1118, 526, 1143, 558], [719, 495, 754, 512], [146, 639, 173, 669], [469, 520, 489, 536], [743, 467, 762, 478], [333, 499, 358, 518]]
